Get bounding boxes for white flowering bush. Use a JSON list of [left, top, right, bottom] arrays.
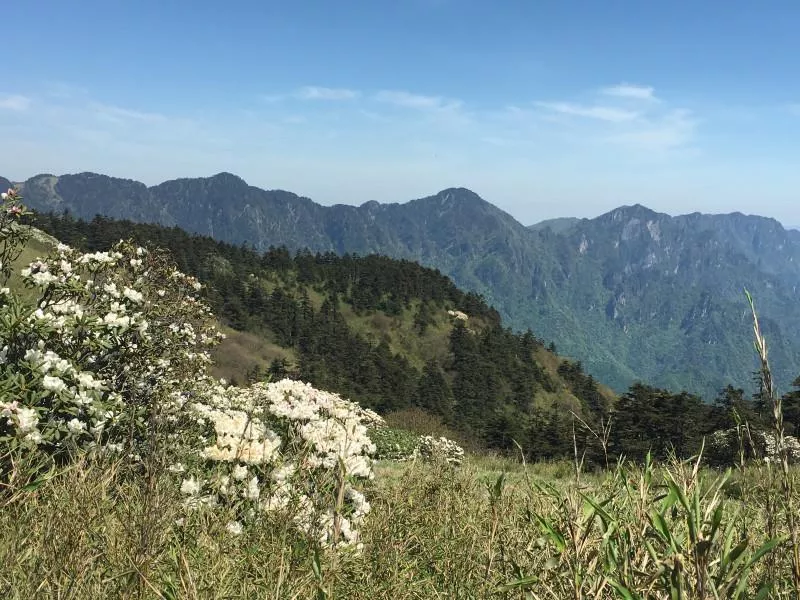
[[369, 426, 465, 465], [417, 435, 465, 465], [705, 427, 800, 466], [173, 378, 384, 548], [447, 309, 469, 321], [0, 190, 221, 458]]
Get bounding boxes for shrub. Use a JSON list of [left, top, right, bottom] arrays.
[[175, 378, 384, 548], [0, 189, 220, 461], [369, 426, 420, 461], [369, 426, 464, 465], [417, 435, 465, 465]]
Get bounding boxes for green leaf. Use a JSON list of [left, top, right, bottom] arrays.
[[607, 579, 641, 600], [498, 574, 539, 591]]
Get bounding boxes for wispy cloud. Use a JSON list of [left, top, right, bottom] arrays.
[[534, 101, 640, 123], [531, 84, 697, 153], [296, 86, 360, 101], [89, 102, 168, 124], [601, 84, 658, 101], [374, 90, 462, 111], [0, 94, 31, 111]]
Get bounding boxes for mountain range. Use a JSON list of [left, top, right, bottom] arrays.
[[6, 171, 800, 400]]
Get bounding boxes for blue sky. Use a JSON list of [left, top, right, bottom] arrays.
[[3, 0, 800, 226]]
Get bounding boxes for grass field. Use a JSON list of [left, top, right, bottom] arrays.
[[2, 448, 798, 599]]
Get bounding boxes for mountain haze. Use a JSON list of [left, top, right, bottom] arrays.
[[11, 171, 800, 399]]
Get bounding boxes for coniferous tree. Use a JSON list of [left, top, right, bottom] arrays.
[[781, 376, 800, 436], [415, 359, 453, 418]]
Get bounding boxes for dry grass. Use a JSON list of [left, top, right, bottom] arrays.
[[210, 326, 296, 385], [3, 450, 798, 599]]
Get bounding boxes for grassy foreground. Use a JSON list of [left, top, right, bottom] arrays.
[[1, 451, 798, 599]]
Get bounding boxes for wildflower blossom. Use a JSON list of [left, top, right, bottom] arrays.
[[180, 477, 201, 496], [226, 521, 243, 536], [67, 418, 87, 434]]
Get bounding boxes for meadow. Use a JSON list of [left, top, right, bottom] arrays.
[[2, 450, 799, 598]]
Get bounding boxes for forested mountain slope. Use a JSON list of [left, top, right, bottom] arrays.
[[11, 171, 800, 399]]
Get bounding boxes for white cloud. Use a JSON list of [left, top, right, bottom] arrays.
[[374, 90, 462, 111], [296, 86, 360, 101], [0, 94, 31, 111], [530, 85, 696, 153], [601, 84, 658, 101], [534, 101, 640, 122], [89, 102, 168, 124]]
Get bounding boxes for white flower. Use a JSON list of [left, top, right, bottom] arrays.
[[31, 271, 58, 286], [24, 430, 43, 444], [226, 521, 243, 536], [232, 464, 249, 481], [103, 282, 120, 297], [272, 463, 295, 484], [77, 372, 103, 390], [16, 407, 39, 433], [180, 477, 201, 496], [122, 287, 144, 303], [245, 475, 260, 500], [67, 418, 87, 434], [42, 375, 67, 393]]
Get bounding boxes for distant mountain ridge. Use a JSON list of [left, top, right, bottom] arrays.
[[528, 217, 583, 234], [8, 170, 800, 399]]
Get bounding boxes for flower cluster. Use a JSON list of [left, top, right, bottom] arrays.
[[176, 379, 384, 548], [447, 309, 469, 321], [705, 427, 800, 466], [0, 189, 221, 456], [417, 435, 465, 465], [369, 427, 465, 465]]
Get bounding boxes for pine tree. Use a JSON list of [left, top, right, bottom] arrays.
[[415, 360, 453, 418]]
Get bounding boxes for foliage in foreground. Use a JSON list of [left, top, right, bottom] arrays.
[[3, 452, 800, 598]]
